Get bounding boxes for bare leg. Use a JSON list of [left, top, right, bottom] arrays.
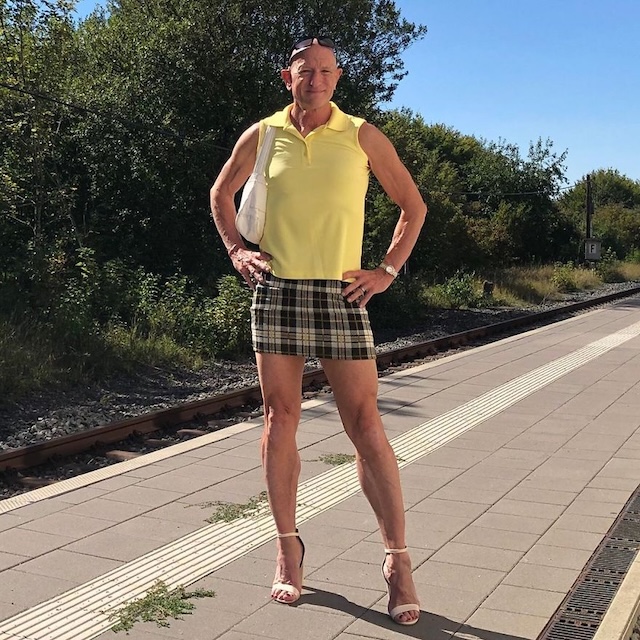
[[321, 358, 420, 624], [256, 352, 306, 603]]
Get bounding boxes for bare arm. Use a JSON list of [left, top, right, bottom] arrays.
[[209, 123, 272, 288], [343, 122, 427, 305]]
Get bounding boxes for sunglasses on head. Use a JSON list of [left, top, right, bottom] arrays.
[[288, 36, 336, 64]]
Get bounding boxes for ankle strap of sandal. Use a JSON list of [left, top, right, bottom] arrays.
[[277, 530, 300, 539], [384, 547, 408, 554]]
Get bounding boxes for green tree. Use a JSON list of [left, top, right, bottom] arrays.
[[559, 169, 640, 259], [0, 0, 79, 310], [368, 110, 481, 276], [369, 109, 572, 276], [592, 204, 640, 258], [463, 137, 570, 264]]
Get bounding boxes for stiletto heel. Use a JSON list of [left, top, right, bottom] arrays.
[[271, 529, 305, 604], [381, 547, 420, 625]]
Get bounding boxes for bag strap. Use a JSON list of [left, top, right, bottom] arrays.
[[253, 126, 275, 175]]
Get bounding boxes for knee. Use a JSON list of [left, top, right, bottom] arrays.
[[263, 402, 300, 443], [346, 405, 386, 447]]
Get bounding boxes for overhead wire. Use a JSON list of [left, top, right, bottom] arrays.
[[448, 184, 575, 198]]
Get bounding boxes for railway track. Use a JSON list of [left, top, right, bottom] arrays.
[[2, 285, 640, 483]]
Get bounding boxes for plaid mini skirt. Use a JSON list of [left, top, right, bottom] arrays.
[[251, 273, 376, 360]]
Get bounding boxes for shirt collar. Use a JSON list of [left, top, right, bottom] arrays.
[[263, 102, 349, 131]]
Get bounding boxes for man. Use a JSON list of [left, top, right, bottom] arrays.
[[210, 36, 426, 626]]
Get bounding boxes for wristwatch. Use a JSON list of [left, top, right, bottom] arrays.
[[378, 262, 399, 278]]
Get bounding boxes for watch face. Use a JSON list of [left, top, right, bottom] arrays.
[[379, 263, 397, 277]]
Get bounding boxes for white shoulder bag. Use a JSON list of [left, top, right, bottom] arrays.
[[235, 126, 276, 244]]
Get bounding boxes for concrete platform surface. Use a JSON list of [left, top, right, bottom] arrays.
[[1, 296, 640, 640]]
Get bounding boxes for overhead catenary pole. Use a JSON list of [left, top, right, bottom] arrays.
[[586, 173, 594, 239], [584, 174, 601, 263]]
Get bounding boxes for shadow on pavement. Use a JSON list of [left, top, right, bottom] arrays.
[[301, 586, 529, 639]]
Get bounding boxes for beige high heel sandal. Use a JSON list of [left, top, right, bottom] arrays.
[[381, 547, 420, 626], [271, 530, 305, 604]]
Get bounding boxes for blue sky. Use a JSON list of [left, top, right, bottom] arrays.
[[74, 0, 639, 186], [389, 0, 640, 186]]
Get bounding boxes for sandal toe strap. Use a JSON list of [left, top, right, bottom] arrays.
[[272, 582, 300, 599], [389, 603, 420, 625]]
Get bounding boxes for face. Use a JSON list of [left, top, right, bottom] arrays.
[[281, 44, 342, 111]]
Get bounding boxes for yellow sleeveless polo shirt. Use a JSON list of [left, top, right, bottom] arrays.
[[258, 102, 370, 280]]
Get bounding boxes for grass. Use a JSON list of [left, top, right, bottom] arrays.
[[615, 262, 640, 281], [475, 264, 604, 306], [104, 323, 204, 370], [0, 318, 203, 404], [490, 267, 562, 305], [107, 580, 215, 633]]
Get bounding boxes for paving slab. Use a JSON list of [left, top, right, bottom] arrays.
[[0, 552, 28, 572], [457, 609, 548, 640], [452, 526, 539, 552], [502, 563, 579, 592], [63, 528, 165, 561], [0, 569, 77, 608], [0, 527, 75, 557], [429, 542, 524, 572]]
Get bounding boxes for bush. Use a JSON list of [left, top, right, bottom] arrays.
[[551, 262, 577, 292], [595, 248, 624, 282], [210, 275, 253, 356], [425, 271, 483, 309], [626, 247, 640, 264], [99, 270, 252, 360], [104, 322, 199, 370], [0, 257, 256, 403]]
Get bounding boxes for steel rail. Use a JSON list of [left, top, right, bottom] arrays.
[[2, 285, 639, 473]]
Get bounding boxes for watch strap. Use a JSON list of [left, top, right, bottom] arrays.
[[379, 262, 399, 278]]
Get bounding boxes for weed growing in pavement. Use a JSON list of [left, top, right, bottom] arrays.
[[318, 453, 357, 466], [108, 580, 215, 633], [317, 453, 405, 465], [190, 491, 269, 523]]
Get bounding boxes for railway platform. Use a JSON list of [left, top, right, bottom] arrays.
[[1, 296, 640, 640]]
